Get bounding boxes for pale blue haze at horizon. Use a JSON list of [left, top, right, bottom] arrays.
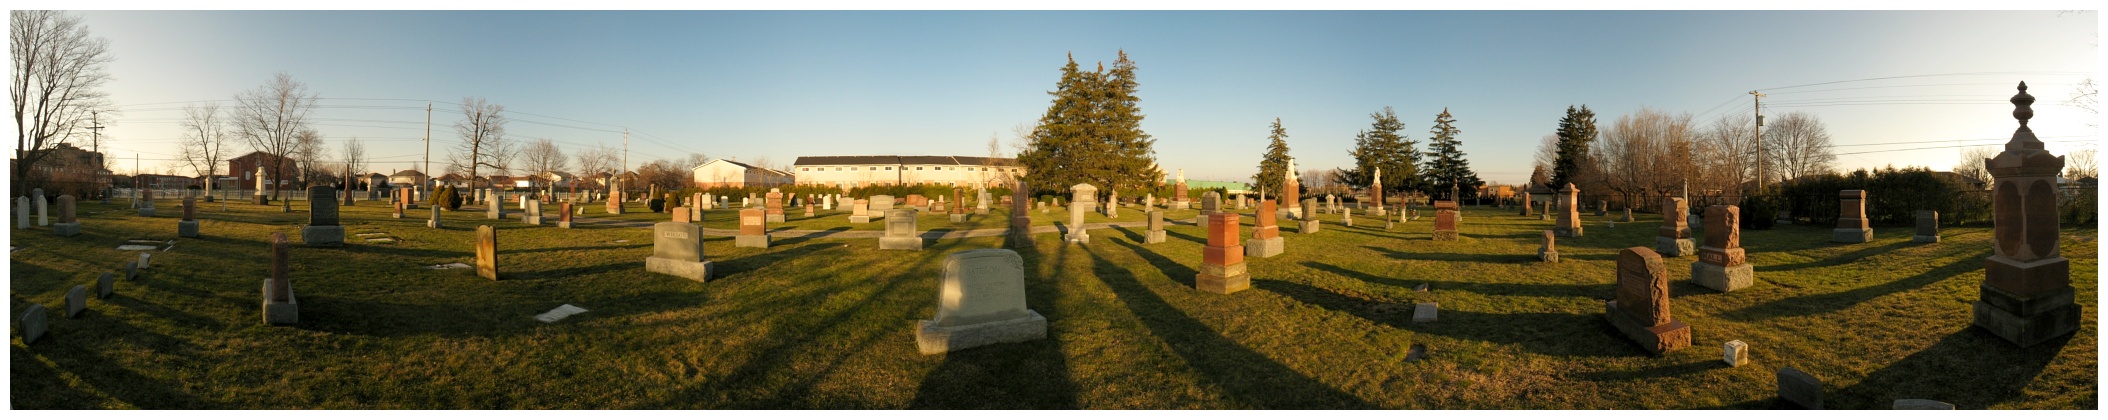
[[51, 10, 2100, 185]]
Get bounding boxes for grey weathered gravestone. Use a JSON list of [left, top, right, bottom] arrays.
[[1341, 208, 1353, 227], [429, 204, 444, 229], [125, 261, 139, 280], [522, 199, 543, 226], [1892, 399, 1955, 410], [1654, 198, 1693, 257], [1555, 183, 1584, 237], [848, 199, 873, 223], [137, 189, 156, 217], [1776, 367, 1823, 409], [263, 233, 299, 325], [179, 197, 200, 237], [1069, 183, 1098, 213], [489, 192, 508, 219], [15, 196, 29, 229], [1693, 205, 1753, 292], [18, 305, 47, 344], [96, 272, 116, 299], [66, 285, 87, 318], [301, 186, 345, 246], [871, 195, 895, 212], [1538, 230, 1559, 262], [1912, 210, 1939, 242], [646, 221, 712, 282], [1194, 191, 1221, 231], [139, 252, 152, 269], [1144, 210, 1166, 244], [1724, 340, 1749, 367], [1298, 198, 1320, 234], [35, 188, 49, 226], [1412, 302, 1438, 323], [1064, 197, 1090, 245], [880, 208, 923, 250], [914, 249, 1048, 355]]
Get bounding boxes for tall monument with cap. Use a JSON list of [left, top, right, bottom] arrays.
[[1974, 81, 2080, 347]]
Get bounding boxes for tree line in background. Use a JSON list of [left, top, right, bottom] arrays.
[[1320, 107, 1485, 201]]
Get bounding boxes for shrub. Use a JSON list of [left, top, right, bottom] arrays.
[[1737, 190, 1779, 230], [648, 198, 665, 212]]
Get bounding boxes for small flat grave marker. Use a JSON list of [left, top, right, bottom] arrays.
[[534, 304, 589, 323]]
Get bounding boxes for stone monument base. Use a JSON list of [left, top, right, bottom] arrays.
[[431, 219, 445, 229], [881, 236, 924, 250], [1432, 230, 1458, 241], [1973, 284, 2080, 347], [849, 215, 872, 223], [915, 310, 1047, 355], [1286, 209, 1303, 220], [766, 214, 785, 223], [262, 280, 298, 325], [523, 216, 542, 226], [1171, 200, 1189, 209], [735, 234, 771, 248], [1692, 261, 1753, 292], [1197, 262, 1251, 294], [1298, 220, 1320, 234], [1555, 226, 1583, 237], [301, 225, 345, 247], [1832, 228, 1872, 243], [555, 221, 570, 229], [1246, 237, 1283, 257], [1913, 234, 1940, 243], [1144, 230, 1165, 244], [975, 208, 989, 215], [949, 214, 966, 223], [53, 222, 79, 236], [254, 196, 269, 205], [1654, 237, 1693, 257], [645, 257, 713, 282], [1606, 302, 1691, 355], [1369, 208, 1386, 217], [1065, 232, 1090, 244], [178, 220, 199, 238], [1539, 249, 1558, 263]]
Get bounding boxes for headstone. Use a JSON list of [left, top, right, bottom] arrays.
[[392, 190, 406, 219], [65, 284, 87, 318], [1246, 199, 1284, 258], [1724, 340, 1750, 367], [1412, 302, 1437, 323], [736, 208, 770, 248], [262, 232, 299, 324], [14, 196, 27, 229], [139, 252, 151, 269], [1621, 207, 1635, 223], [1605, 247, 1691, 355], [1282, 158, 1301, 219], [1655, 197, 1693, 257], [1776, 367, 1823, 409], [764, 188, 785, 223], [1144, 210, 1166, 244], [1194, 191, 1220, 231], [96, 272, 115, 299], [1832, 190, 1873, 243], [693, 193, 704, 221], [36, 193, 50, 226], [475, 225, 499, 280], [671, 206, 690, 223], [429, 204, 444, 229], [137, 189, 156, 216], [254, 167, 269, 205], [1297, 198, 1320, 234], [1104, 190, 1118, 218], [804, 202, 815, 218], [1368, 169, 1386, 216], [646, 219, 713, 282], [849, 199, 873, 223], [301, 186, 345, 246], [1912, 210, 1940, 242], [1065, 191, 1090, 245], [871, 195, 895, 212], [522, 199, 544, 225], [178, 198, 200, 237], [1069, 183, 1098, 213], [125, 261, 138, 280], [1892, 399, 1955, 410], [1693, 205, 1754, 292], [1596, 200, 1609, 217], [880, 208, 923, 250], [606, 191, 625, 214], [1173, 169, 1191, 209], [1519, 192, 1533, 216], [1555, 183, 1583, 237], [1197, 212, 1249, 294], [1973, 82, 2080, 347], [1008, 181, 1034, 248], [914, 249, 1049, 354], [1432, 201, 1459, 241], [489, 191, 510, 220], [949, 187, 969, 222], [1341, 206, 1353, 227], [824, 194, 835, 211], [18, 305, 47, 344], [700, 192, 714, 210], [1538, 230, 1559, 262]]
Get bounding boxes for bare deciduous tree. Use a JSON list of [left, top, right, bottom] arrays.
[[446, 97, 512, 189], [521, 138, 567, 191], [1697, 114, 1758, 194], [340, 136, 366, 189], [1762, 111, 1838, 182], [291, 128, 330, 188], [2069, 77, 2098, 131], [572, 144, 617, 191], [176, 102, 229, 197], [1955, 146, 1996, 190], [1597, 107, 1694, 206], [232, 71, 319, 203], [12, 10, 112, 195], [2064, 147, 2097, 180], [1531, 134, 1558, 187]]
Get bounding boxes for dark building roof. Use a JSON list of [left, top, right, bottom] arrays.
[[794, 155, 1018, 166]]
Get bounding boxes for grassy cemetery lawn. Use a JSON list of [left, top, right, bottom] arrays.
[[9, 197, 2096, 409]]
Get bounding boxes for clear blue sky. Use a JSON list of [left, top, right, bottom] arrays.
[[51, 10, 2103, 184]]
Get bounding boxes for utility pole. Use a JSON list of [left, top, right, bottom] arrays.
[[423, 102, 432, 193], [133, 152, 140, 207], [1750, 90, 1766, 192], [622, 128, 629, 195], [87, 112, 107, 199]]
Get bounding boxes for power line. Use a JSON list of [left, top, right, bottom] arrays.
[[1756, 71, 2091, 91], [1834, 139, 2091, 156]]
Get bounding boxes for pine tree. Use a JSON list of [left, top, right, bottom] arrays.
[[1421, 108, 1483, 199], [1254, 118, 1293, 198], [1016, 51, 1160, 196], [1552, 105, 1598, 187], [1336, 107, 1420, 198]]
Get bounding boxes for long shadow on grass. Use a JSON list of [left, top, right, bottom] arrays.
[[1255, 279, 1632, 358], [14, 316, 214, 408], [1715, 249, 1989, 321], [1300, 262, 1600, 298], [1100, 240, 1374, 408], [1757, 240, 1915, 272], [907, 227, 1081, 409], [1830, 328, 2073, 409]]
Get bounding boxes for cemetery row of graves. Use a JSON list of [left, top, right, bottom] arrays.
[[9, 90, 2096, 409]]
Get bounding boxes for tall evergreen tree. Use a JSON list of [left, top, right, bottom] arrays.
[[1552, 105, 1598, 187], [1016, 51, 1160, 196], [1421, 108, 1483, 199], [1254, 118, 1293, 198], [1335, 106, 1420, 197]]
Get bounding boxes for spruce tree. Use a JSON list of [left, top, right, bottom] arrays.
[[1552, 105, 1598, 187], [1016, 51, 1160, 196], [1098, 50, 1161, 194], [1421, 108, 1483, 199], [1254, 118, 1293, 198], [1337, 106, 1419, 198]]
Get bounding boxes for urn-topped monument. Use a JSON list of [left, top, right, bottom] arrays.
[[1973, 82, 2080, 347]]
